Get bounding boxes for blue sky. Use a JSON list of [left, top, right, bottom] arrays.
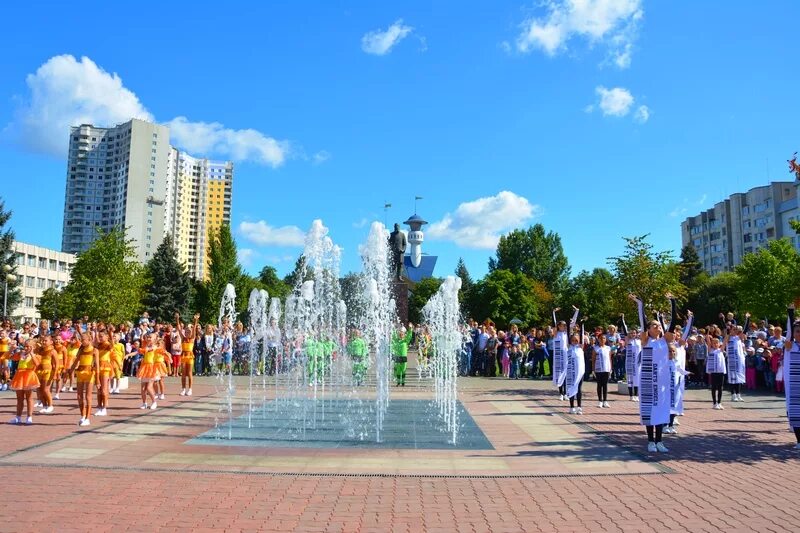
[[1, 1, 799, 280]]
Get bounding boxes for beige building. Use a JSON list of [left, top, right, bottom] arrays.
[[681, 181, 799, 275], [11, 242, 76, 323], [164, 149, 233, 280]]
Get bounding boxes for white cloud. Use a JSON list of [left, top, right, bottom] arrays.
[[515, 0, 643, 69], [167, 116, 289, 168], [668, 206, 688, 218], [312, 150, 331, 165], [595, 86, 634, 117], [5, 54, 310, 168], [633, 104, 650, 123], [352, 218, 369, 229], [697, 194, 707, 206], [239, 220, 305, 247], [238, 248, 257, 267], [428, 191, 541, 249], [5, 55, 153, 156], [361, 19, 414, 55]]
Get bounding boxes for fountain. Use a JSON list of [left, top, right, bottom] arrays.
[[201, 220, 484, 449]]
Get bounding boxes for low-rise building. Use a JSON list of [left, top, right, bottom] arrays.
[[10, 242, 76, 323]]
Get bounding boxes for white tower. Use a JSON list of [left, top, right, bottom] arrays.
[[404, 214, 427, 268]]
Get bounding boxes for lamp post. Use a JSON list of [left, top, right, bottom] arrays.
[[2, 264, 16, 319]]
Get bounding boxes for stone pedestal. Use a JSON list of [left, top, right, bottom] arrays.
[[617, 382, 629, 395], [117, 376, 129, 390], [393, 280, 409, 324]]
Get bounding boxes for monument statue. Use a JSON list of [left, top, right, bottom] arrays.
[[388, 223, 407, 280]]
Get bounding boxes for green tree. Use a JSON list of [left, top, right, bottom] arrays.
[[454, 257, 475, 316], [561, 268, 617, 330], [608, 235, 686, 318], [36, 287, 76, 321], [679, 245, 703, 289], [65, 227, 147, 323], [471, 269, 539, 329], [196, 224, 242, 322], [790, 219, 800, 234], [143, 235, 192, 323], [0, 198, 21, 317], [283, 255, 311, 288], [409, 277, 443, 324], [488, 224, 570, 298], [339, 272, 365, 327], [689, 272, 740, 327], [258, 265, 291, 301], [234, 272, 264, 323], [735, 238, 800, 318]]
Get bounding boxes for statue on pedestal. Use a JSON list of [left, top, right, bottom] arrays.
[[388, 223, 407, 280]]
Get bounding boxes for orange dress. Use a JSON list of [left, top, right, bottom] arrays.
[[180, 340, 194, 366], [0, 338, 10, 368], [36, 347, 57, 384], [75, 346, 96, 384], [98, 345, 114, 378], [11, 353, 40, 391], [137, 349, 160, 382], [65, 342, 80, 371], [154, 348, 169, 376]]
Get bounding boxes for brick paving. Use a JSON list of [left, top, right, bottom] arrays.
[[1, 375, 799, 532]]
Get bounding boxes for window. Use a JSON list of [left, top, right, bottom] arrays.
[[15, 253, 24, 266], [58, 261, 67, 272], [48, 259, 57, 270], [26, 276, 35, 288], [25, 297, 34, 308], [742, 206, 750, 216], [27, 255, 36, 267], [743, 220, 751, 229], [37, 277, 45, 289], [48, 279, 56, 289], [37, 257, 46, 269]]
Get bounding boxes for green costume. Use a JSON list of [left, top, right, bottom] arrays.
[[305, 338, 323, 383], [392, 328, 413, 386], [347, 336, 368, 385]]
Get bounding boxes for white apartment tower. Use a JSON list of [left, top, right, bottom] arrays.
[[164, 149, 233, 280], [61, 119, 233, 277], [61, 119, 171, 263]]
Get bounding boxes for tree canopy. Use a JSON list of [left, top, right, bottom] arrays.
[[734, 238, 800, 318], [143, 235, 192, 322], [0, 198, 21, 317]]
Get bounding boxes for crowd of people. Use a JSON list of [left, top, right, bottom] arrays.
[[3, 302, 798, 452], [460, 299, 800, 452]]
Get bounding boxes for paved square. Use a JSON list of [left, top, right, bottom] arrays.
[[1, 370, 799, 532]]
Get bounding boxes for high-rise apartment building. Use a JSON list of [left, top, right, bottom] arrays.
[[61, 119, 233, 278], [164, 149, 233, 279], [680, 181, 799, 275]]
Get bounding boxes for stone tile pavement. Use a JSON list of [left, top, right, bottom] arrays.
[[1, 375, 798, 532]]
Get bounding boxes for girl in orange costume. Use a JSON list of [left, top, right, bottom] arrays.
[[69, 334, 99, 427], [35, 336, 59, 414], [62, 337, 80, 392], [177, 313, 200, 397], [10, 339, 40, 425], [137, 333, 160, 409], [154, 335, 171, 401], [52, 336, 67, 400], [95, 331, 117, 417], [109, 325, 125, 395], [0, 330, 12, 391]]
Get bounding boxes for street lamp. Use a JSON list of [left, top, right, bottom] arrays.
[[2, 264, 17, 319]]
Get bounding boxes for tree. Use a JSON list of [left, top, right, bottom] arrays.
[[735, 238, 800, 319], [471, 269, 539, 329], [36, 287, 75, 321], [143, 235, 192, 323], [0, 198, 21, 317], [679, 245, 703, 289], [454, 257, 475, 316], [689, 272, 740, 327], [283, 255, 311, 288], [409, 277, 443, 324], [65, 228, 146, 323], [339, 272, 365, 327], [561, 268, 617, 330], [608, 235, 686, 318], [258, 265, 291, 301], [488, 224, 570, 298], [790, 219, 800, 234], [196, 224, 242, 322]]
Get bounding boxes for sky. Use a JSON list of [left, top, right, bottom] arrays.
[[1, 1, 799, 281]]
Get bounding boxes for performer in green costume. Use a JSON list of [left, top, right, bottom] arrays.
[[392, 323, 413, 386], [347, 329, 368, 386]]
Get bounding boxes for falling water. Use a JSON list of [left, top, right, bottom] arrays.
[[246, 288, 268, 429], [216, 283, 237, 439], [422, 276, 462, 444], [358, 222, 396, 442]]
